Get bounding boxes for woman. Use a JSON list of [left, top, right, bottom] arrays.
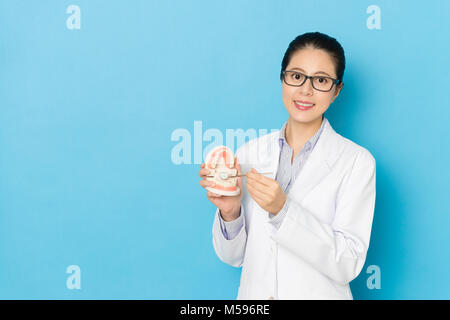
[[199, 32, 376, 300]]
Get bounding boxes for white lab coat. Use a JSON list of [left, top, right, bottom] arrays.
[[212, 119, 376, 300]]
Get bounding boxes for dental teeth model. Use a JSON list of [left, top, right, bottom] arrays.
[[204, 145, 240, 196]]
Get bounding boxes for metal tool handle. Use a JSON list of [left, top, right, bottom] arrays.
[[206, 171, 273, 178]]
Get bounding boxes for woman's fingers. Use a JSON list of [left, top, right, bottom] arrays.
[[207, 191, 222, 198], [199, 163, 210, 178], [246, 181, 267, 200], [200, 179, 215, 188], [199, 163, 213, 188], [200, 168, 210, 177]]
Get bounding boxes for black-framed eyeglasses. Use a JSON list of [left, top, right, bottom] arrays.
[[281, 70, 342, 92]]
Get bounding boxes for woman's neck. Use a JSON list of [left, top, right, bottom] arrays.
[[285, 116, 323, 152]]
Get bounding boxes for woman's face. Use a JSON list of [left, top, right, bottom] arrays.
[[282, 47, 342, 124]]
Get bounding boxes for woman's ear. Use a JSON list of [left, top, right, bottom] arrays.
[[337, 82, 344, 94], [331, 83, 343, 102]]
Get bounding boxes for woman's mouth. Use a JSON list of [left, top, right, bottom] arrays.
[[294, 100, 315, 111]]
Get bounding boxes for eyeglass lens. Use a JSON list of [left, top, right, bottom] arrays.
[[284, 71, 334, 91]]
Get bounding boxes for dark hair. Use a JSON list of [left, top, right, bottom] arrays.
[[280, 32, 346, 88]]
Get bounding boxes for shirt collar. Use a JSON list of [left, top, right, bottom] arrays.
[[278, 116, 328, 152]]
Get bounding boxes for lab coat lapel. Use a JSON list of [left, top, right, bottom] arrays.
[[268, 119, 344, 205]]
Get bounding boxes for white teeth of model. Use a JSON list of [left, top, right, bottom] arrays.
[[296, 102, 314, 107]]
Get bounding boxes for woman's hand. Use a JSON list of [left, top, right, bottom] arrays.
[[199, 157, 243, 221], [246, 168, 287, 215]]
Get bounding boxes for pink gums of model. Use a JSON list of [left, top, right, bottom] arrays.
[[205, 146, 240, 196]]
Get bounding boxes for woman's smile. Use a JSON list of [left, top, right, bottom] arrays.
[[294, 100, 315, 110]]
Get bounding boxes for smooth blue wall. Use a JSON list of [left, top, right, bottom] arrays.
[[0, 0, 449, 299]]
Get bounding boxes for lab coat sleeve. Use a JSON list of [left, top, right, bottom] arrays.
[[268, 196, 290, 229], [218, 207, 244, 240], [212, 203, 247, 267], [272, 150, 376, 285]]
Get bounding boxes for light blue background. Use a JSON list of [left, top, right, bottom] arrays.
[[0, 0, 449, 299]]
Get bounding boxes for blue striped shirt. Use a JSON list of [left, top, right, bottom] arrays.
[[219, 116, 328, 239]]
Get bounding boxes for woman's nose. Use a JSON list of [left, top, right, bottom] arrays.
[[298, 79, 314, 95]]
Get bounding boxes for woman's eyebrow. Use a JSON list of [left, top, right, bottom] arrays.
[[290, 67, 331, 77]]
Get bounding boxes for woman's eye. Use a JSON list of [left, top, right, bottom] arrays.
[[292, 73, 302, 80], [317, 77, 328, 83]]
